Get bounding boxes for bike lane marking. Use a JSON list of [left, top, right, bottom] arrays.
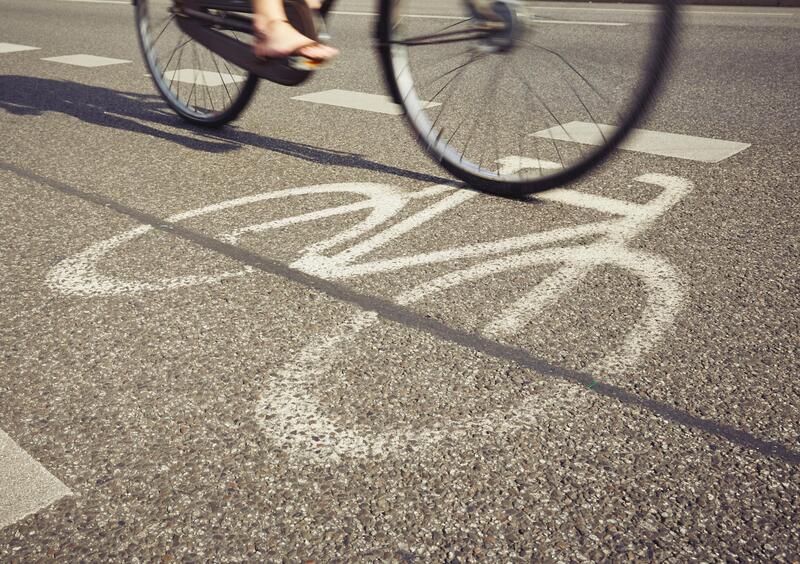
[[47, 182, 444, 297], [44, 157, 695, 461], [509, 5, 796, 17], [328, 11, 629, 26], [0, 429, 72, 530], [161, 69, 247, 87], [2, 156, 794, 472], [0, 43, 40, 54], [61, 0, 128, 4], [41, 54, 130, 68], [290, 94, 752, 163], [292, 89, 441, 116], [533, 122, 751, 163], [257, 163, 692, 460]]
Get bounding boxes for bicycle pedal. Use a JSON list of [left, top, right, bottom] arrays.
[[288, 56, 328, 71]]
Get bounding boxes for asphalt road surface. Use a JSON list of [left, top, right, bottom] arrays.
[[1, 0, 799, 561]]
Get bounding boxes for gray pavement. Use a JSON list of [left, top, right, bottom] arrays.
[[1, 0, 798, 561]]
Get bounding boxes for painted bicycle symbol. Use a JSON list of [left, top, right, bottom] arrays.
[[48, 157, 693, 460]]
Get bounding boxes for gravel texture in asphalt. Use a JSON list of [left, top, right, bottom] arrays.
[[1, 0, 798, 560]]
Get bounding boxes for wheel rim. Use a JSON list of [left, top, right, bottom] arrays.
[[137, 0, 253, 121], [384, 0, 678, 190]]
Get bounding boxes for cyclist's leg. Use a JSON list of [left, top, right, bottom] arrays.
[[252, 0, 338, 61]]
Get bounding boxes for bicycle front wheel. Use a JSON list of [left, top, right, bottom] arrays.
[[378, 0, 679, 196], [135, 0, 259, 127]]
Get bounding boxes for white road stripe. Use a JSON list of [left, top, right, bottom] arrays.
[[292, 89, 439, 116], [330, 8, 793, 19], [521, 6, 795, 16], [55, 0, 795, 17], [162, 69, 246, 87], [533, 121, 750, 163], [0, 429, 71, 530], [330, 10, 628, 26], [61, 0, 128, 4], [529, 18, 627, 26], [0, 43, 40, 54], [42, 54, 131, 68]]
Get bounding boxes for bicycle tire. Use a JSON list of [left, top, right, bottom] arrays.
[[135, 0, 259, 127], [377, 0, 680, 196]]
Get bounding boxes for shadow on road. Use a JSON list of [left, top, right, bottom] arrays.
[[0, 75, 452, 185]]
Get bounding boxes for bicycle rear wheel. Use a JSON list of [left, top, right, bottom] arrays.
[[135, 0, 258, 127], [377, 0, 679, 196]]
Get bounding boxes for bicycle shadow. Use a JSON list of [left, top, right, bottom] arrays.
[[0, 75, 452, 185]]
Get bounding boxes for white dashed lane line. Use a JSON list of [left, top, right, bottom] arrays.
[[532, 121, 751, 163], [0, 42, 40, 54], [513, 5, 796, 16], [42, 54, 131, 67], [292, 90, 751, 163], [0, 429, 72, 530], [292, 89, 440, 116], [162, 69, 247, 86], [61, 0, 128, 4], [54, 1, 631, 26], [525, 18, 627, 26], [328, 11, 629, 26]]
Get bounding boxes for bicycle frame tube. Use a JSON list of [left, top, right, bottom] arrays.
[[319, 0, 338, 17]]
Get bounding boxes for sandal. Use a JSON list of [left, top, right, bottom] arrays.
[[253, 19, 338, 70]]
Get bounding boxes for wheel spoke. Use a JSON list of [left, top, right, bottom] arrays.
[[520, 39, 609, 105], [425, 52, 479, 140], [149, 13, 175, 49], [512, 58, 578, 167], [211, 52, 234, 107]]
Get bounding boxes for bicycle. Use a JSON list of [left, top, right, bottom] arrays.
[[133, 0, 679, 196]]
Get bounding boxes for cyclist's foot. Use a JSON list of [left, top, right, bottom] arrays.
[[253, 18, 338, 63]]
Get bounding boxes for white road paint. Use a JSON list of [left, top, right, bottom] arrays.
[[0, 429, 71, 530], [47, 224, 253, 297], [0, 43, 40, 54], [294, 212, 608, 280], [516, 5, 795, 16], [48, 183, 421, 296], [254, 308, 585, 460], [48, 157, 692, 462], [524, 18, 627, 26], [161, 69, 246, 87], [319, 189, 475, 267], [292, 95, 749, 164], [533, 121, 750, 163], [42, 54, 131, 68], [254, 162, 691, 460], [329, 11, 627, 26], [62, 0, 128, 4], [292, 89, 440, 116], [56, 0, 793, 16]]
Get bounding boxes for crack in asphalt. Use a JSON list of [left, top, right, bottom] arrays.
[[3, 159, 797, 465]]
